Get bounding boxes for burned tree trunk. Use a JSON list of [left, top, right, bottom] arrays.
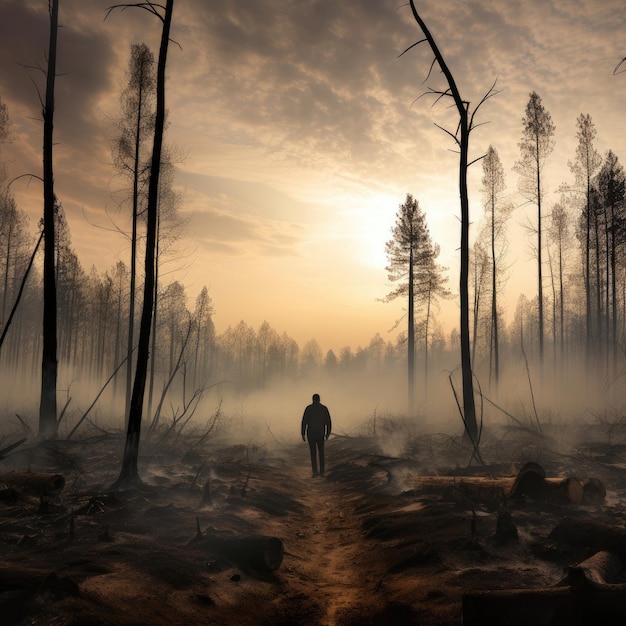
[[39, 0, 59, 440], [112, 0, 175, 489], [406, 2, 498, 448]]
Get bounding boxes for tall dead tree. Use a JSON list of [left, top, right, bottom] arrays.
[[115, 43, 156, 419], [514, 92, 555, 371], [569, 113, 600, 364], [481, 146, 510, 388], [404, 2, 498, 445], [111, 0, 175, 488], [548, 200, 570, 371], [39, 0, 60, 439]]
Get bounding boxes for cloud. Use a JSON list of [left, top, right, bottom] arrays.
[[179, 172, 307, 257], [192, 207, 302, 257], [1, 0, 626, 349]]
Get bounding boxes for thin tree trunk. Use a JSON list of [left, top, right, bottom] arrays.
[[585, 174, 592, 362], [424, 279, 432, 401], [147, 207, 160, 424], [490, 188, 499, 387], [39, 0, 59, 440], [558, 232, 564, 372], [604, 204, 610, 376], [125, 71, 145, 419], [408, 244, 415, 413], [2, 209, 15, 323], [595, 212, 602, 362], [458, 107, 479, 442], [536, 145, 544, 372], [113, 274, 123, 397], [472, 250, 480, 365], [548, 247, 557, 379], [408, 1, 478, 443], [610, 202, 618, 375], [113, 0, 174, 488], [0, 231, 43, 353]]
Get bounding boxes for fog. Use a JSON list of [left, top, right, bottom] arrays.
[[2, 337, 624, 468]]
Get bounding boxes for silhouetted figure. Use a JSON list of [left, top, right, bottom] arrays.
[[301, 393, 332, 477]]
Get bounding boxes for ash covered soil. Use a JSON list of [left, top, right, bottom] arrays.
[[0, 420, 625, 626]]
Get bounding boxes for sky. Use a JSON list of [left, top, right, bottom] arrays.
[[0, 0, 625, 354]]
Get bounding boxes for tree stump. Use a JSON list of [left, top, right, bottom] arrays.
[[567, 550, 621, 591]]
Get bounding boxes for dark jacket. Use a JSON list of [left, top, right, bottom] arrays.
[[301, 402, 332, 440]]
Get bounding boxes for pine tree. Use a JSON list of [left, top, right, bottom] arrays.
[[383, 193, 448, 412]]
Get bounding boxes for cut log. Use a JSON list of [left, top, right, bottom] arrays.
[[0, 472, 65, 496], [567, 550, 621, 591], [408, 469, 583, 505], [550, 477, 584, 504], [463, 585, 626, 626], [582, 477, 606, 504], [550, 517, 626, 561], [191, 533, 284, 572]]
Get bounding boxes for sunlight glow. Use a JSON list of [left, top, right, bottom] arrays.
[[354, 192, 400, 270]]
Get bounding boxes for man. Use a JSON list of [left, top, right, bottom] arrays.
[[301, 393, 332, 477]]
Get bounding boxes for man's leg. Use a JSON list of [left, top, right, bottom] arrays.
[[307, 438, 318, 475], [318, 439, 325, 475]]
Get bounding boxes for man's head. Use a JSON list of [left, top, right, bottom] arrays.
[[312, 393, 320, 403]]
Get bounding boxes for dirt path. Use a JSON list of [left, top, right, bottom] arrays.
[[266, 445, 389, 626]]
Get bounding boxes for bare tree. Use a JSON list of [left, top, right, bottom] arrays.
[[548, 200, 571, 370], [111, 0, 175, 489], [403, 2, 498, 444], [514, 92, 555, 372], [569, 113, 601, 362], [40, 0, 60, 439], [595, 150, 625, 374], [114, 42, 156, 418], [470, 237, 489, 366], [419, 267, 449, 398], [481, 146, 510, 388]]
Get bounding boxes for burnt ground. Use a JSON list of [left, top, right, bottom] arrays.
[[1, 419, 626, 625]]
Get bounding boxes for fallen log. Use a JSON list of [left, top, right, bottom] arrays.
[[463, 585, 626, 626], [190, 532, 284, 572], [0, 472, 65, 496], [408, 474, 583, 505]]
